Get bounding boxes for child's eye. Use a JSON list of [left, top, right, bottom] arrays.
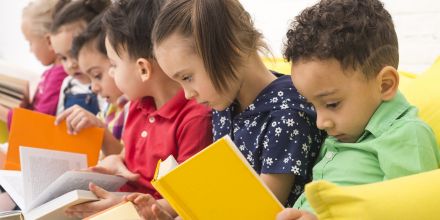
[[93, 73, 102, 80], [326, 101, 340, 109], [59, 55, 67, 62], [182, 75, 192, 82]]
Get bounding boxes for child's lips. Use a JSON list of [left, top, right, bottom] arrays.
[[200, 101, 210, 107], [333, 134, 351, 142]]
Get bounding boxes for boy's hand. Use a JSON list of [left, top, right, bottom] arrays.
[[55, 105, 105, 135], [125, 193, 174, 220], [276, 208, 318, 220], [65, 182, 123, 218], [88, 154, 140, 182]]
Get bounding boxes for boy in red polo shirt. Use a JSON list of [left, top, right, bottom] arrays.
[[65, 0, 212, 218]]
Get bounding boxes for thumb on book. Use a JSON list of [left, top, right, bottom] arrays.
[[89, 182, 111, 199], [152, 204, 174, 220], [117, 166, 140, 182]]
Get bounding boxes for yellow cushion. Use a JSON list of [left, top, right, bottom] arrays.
[[262, 58, 291, 75], [400, 57, 440, 146], [306, 169, 440, 220], [0, 121, 7, 143], [398, 70, 417, 90]]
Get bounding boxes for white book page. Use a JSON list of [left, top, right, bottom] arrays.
[[28, 171, 127, 211], [19, 146, 87, 212], [25, 190, 98, 220], [157, 155, 179, 179], [0, 170, 25, 210]]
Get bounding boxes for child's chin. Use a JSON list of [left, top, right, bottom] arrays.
[[73, 75, 90, 84]]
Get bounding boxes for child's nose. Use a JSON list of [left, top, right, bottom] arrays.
[[67, 60, 78, 70], [316, 114, 334, 130], [184, 89, 196, 100], [91, 83, 101, 93]]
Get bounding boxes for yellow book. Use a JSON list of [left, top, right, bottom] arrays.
[[152, 135, 284, 220], [84, 202, 140, 220]]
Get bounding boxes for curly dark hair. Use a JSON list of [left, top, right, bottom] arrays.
[[283, 0, 398, 77]]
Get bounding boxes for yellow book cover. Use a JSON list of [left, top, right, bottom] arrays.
[[152, 135, 284, 220], [84, 202, 140, 220]]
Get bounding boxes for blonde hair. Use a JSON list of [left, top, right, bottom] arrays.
[[22, 0, 60, 36]]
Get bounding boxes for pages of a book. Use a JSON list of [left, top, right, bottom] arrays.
[[157, 155, 179, 179], [28, 170, 127, 212], [24, 190, 98, 220], [0, 86, 24, 100], [19, 146, 87, 212], [0, 73, 28, 94], [0, 93, 21, 109], [0, 211, 23, 220], [0, 170, 24, 210]]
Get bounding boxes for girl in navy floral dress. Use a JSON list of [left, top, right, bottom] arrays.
[[126, 0, 326, 218], [151, 0, 325, 208]]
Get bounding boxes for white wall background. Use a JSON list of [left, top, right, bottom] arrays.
[[0, 0, 439, 77]]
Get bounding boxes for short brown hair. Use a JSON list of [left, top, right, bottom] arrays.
[[152, 0, 267, 92], [71, 14, 106, 59], [51, 0, 110, 34], [101, 0, 164, 60], [284, 0, 399, 77]]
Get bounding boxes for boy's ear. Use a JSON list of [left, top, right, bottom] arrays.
[[376, 66, 399, 101], [136, 58, 153, 82]]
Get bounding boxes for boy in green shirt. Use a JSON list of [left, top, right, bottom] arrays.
[[278, 0, 440, 219]]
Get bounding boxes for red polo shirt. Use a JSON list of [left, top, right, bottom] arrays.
[[119, 90, 212, 198]]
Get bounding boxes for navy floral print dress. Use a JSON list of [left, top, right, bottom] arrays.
[[213, 74, 325, 206]]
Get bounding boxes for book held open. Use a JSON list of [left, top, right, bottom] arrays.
[[0, 147, 127, 220], [151, 135, 284, 220], [5, 108, 104, 170]]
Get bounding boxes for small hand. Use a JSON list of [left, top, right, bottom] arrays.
[[65, 182, 123, 218], [276, 208, 318, 220], [89, 165, 139, 182], [87, 155, 140, 182], [125, 193, 174, 220], [55, 105, 105, 135]]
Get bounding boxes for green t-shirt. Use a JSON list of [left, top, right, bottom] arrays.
[[294, 92, 440, 212]]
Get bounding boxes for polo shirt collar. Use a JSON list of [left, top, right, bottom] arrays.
[[137, 89, 187, 119], [359, 91, 410, 141]]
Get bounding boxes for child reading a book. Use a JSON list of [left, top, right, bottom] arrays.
[[54, 14, 127, 156], [153, 0, 325, 205], [64, 0, 213, 218], [50, 0, 109, 115], [276, 0, 440, 219], [0, 0, 68, 128], [123, 0, 325, 218], [0, 0, 69, 211]]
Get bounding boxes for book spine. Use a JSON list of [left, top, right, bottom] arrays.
[[152, 180, 196, 220]]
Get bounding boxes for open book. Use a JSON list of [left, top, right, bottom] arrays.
[[151, 135, 284, 220], [0, 147, 127, 220], [0, 73, 28, 110], [5, 108, 104, 170]]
